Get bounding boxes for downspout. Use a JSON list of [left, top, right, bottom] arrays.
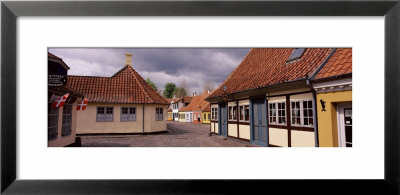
[[308, 48, 337, 147], [142, 104, 145, 133], [249, 99, 254, 142], [312, 88, 319, 147]]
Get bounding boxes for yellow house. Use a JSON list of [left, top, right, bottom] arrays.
[[167, 108, 173, 121], [312, 49, 352, 147], [66, 53, 169, 134]]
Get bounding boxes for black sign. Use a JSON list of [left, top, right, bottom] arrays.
[[48, 74, 67, 87]]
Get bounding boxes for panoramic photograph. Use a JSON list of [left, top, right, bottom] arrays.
[[48, 48, 352, 147]]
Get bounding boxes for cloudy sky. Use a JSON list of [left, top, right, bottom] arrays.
[[48, 48, 250, 95]]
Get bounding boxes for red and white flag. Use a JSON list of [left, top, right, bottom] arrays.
[[77, 99, 88, 110], [52, 93, 69, 108]]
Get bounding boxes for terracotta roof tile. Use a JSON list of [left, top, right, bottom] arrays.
[[66, 65, 168, 104], [314, 48, 352, 79], [179, 93, 210, 112], [208, 48, 334, 98]]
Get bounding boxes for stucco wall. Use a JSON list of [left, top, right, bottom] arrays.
[[291, 130, 315, 147], [239, 124, 250, 140], [317, 90, 352, 147], [76, 103, 167, 134], [48, 101, 77, 147], [228, 124, 238, 137], [269, 127, 288, 147]]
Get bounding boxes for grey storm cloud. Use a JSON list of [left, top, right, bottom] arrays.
[[48, 48, 250, 95]]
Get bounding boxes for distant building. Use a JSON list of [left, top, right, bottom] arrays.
[[206, 48, 352, 147], [67, 53, 169, 134], [172, 96, 192, 121], [48, 52, 83, 147], [179, 91, 211, 124]]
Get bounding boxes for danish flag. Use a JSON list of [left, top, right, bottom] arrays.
[[77, 99, 88, 110], [52, 93, 69, 108]]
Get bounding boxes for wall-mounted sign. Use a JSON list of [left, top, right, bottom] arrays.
[[48, 74, 67, 87]]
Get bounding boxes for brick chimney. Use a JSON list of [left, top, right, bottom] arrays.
[[125, 53, 133, 66]]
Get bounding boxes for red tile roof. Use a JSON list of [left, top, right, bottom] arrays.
[[66, 65, 169, 104], [175, 96, 192, 104], [314, 48, 352, 79], [208, 48, 335, 98], [163, 97, 173, 104], [179, 93, 210, 112]]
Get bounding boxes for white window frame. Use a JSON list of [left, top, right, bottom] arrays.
[[211, 107, 218, 120], [228, 105, 237, 121], [239, 104, 250, 122], [268, 101, 286, 125], [290, 99, 314, 127]]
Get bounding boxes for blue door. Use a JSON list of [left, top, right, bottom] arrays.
[[252, 100, 267, 146], [220, 104, 228, 137]]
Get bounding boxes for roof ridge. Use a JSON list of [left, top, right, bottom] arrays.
[[125, 66, 156, 104], [68, 75, 111, 78]]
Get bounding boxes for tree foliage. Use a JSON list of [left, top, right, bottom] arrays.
[[146, 78, 158, 91], [163, 82, 177, 98]]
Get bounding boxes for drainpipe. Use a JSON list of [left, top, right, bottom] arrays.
[[312, 90, 319, 147], [142, 104, 145, 133], [308, 79, 319, 147]]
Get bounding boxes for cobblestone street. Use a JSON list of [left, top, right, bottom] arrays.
[[80, 121, 255, 147]]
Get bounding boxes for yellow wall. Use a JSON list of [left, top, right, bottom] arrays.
[[202, 112, 211, 124], [317, 90, 352, 147], [48, 101, 78, 147], [167, 112, 173, 121], [76, 103, 167, 134]]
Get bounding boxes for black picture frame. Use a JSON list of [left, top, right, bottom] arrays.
[[1, 1, 399, 194]]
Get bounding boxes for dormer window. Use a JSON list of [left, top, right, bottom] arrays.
[[287, 48, 306, 63]]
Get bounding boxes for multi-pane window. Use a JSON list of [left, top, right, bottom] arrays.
[[228, 105, 237, 121], [211, 107, 218, 120], [207, 113, 211, 121], [203, 113, 207, 120], [277, 102, 286, 125], [269, 103, 276, 124], [303, 100, 314, 126], [121, 107, 136, 121], [156, 108, 163, 121], [291, 101, 301, 126], [269, 102, 286, 125], [290, 100, 314, 127], [48, 103, 59, 140], [97, 107, 113, 122], [239, 105, 250, 122], [61, 103, 72, 136]]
